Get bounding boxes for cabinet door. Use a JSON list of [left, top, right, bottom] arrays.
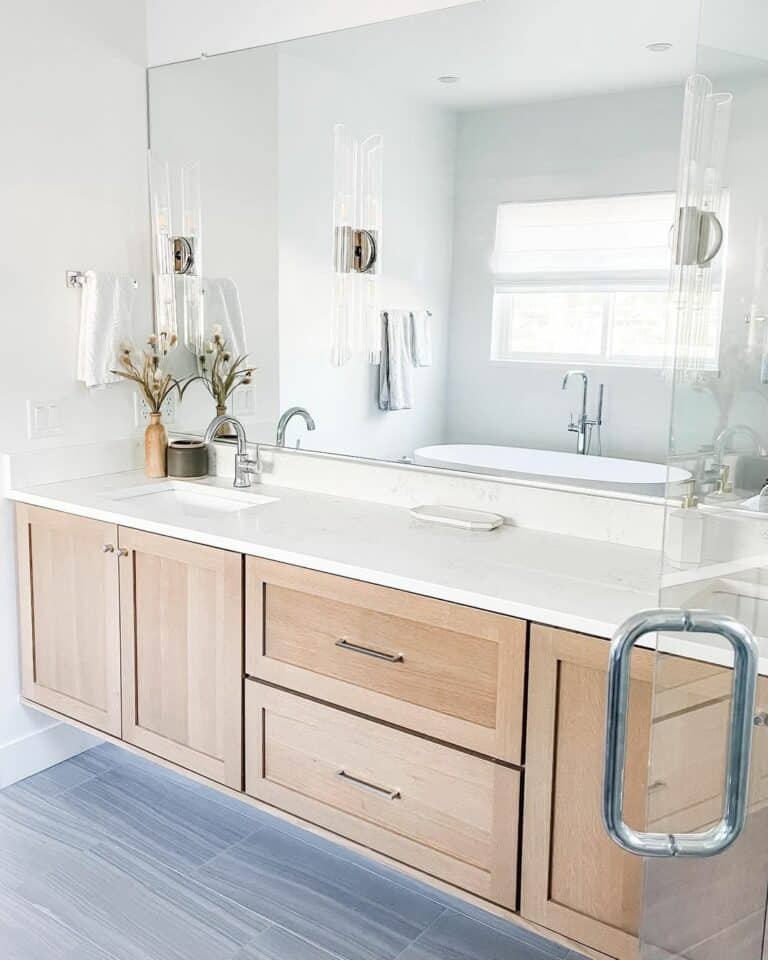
[[16, 504, 121, 736], [521, 625, 653, 960], [118, 528, 243, 788]]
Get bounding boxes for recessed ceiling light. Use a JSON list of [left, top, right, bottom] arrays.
[[646, 42, 673, 53], [437, 75, 460, 84]]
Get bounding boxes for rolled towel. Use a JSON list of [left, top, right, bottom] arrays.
[[77, 271, 137, 388]]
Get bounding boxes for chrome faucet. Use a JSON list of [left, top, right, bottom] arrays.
[[713, 424, 767, 465], [562, 370, 604, 455], [276, 406, 316, 448], [202, 415, 260, 488]]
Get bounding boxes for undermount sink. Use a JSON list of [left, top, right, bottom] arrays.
[[109, 481, 277, 517]]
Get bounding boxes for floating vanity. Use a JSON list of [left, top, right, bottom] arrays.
[[8, 469, 766, 960]]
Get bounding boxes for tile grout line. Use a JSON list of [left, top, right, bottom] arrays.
[[391, 906, 450, 960], [265, 817, 568, 955]]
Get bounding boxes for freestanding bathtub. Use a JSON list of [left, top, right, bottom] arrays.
[[413, 444, 690, 497]]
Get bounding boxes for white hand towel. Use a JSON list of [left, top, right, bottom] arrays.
[[378, 310, 414, 411], [77, 271, 137, 388], [411, 309, 433, 366], [203, 278, 248, 357]]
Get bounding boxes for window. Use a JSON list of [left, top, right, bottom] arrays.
[[490, 193, 725, 367]]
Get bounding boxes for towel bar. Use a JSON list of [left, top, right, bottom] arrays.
[[66, 270, 138, 289]]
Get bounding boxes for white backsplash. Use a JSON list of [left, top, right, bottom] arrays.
[[2, 436, 666, 551], [212, 442, 665, 550]]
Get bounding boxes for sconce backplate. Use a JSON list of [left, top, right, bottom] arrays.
[[172, 236, 196, 275]]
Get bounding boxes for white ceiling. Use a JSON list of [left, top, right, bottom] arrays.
[[284, 0, 701, 110], [147, 0, 768, 109], [145, 0, 478, 67]]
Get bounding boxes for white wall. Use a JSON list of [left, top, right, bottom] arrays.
[[446, 86, 684, 463], [146, 0, 479, 66], [0, 0, 150, 785], [277, 51, 456, 459], [0, 2, 151, 456]]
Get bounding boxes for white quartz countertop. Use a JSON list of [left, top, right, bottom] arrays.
[[7, 471, 661, 641]]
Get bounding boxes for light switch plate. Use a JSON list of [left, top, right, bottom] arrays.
[[232, 388, 255, 416], [27, 400, 64, 440]]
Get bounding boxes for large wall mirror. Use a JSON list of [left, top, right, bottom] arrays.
[[147, 0, 757, 500]]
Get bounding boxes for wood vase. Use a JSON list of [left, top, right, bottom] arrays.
[[144, 413, 168, 478]]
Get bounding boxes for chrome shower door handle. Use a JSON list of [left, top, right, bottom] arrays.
[[603, 609, 759, 858]]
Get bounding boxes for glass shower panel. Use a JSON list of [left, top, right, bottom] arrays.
[[641, 4, 768, 958]]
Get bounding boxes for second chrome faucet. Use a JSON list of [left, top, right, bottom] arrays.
[[562, 370, 604, 455], [276, 406, 316, 448]]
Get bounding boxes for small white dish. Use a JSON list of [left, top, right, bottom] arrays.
[[410, 504, 504, 531]]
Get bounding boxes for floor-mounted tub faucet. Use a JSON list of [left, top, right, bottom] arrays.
[[562, 370, 604, 455]]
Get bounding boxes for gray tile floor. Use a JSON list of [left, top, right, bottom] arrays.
[[0, 744, 584, 960]]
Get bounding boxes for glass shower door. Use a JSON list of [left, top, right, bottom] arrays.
[[604, 4, 768, 958]]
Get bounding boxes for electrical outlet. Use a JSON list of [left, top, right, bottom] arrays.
[[27, 400, 63, 440], [134, 391, 177, 428]]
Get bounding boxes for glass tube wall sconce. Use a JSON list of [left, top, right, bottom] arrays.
[[668, 75, 732, 379], [331, 124, 384, 367], [149, 153, 205, 355]]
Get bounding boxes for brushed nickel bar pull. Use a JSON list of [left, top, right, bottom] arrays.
[[335, 638, 404, 663], [336, 770, 401, 800]]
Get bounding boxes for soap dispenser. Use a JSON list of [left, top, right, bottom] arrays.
[[665, 477, 705, 567]]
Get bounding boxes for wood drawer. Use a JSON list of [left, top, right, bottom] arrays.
[[245, 682, 520, 908], [245, 558, 526, 763]]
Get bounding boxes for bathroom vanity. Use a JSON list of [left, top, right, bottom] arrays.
[[10, 468, 763, 960]]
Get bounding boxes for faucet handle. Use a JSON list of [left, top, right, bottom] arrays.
[[234, 450, 261, 488]]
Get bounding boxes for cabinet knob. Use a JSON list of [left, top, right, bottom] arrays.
[[117, 548, 129, 558], [103, 544, 115, 553]]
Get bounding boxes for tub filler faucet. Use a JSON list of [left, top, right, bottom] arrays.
[[562, 370, 604, 455]]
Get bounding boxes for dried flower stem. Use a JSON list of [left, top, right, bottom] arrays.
[[197, 326, 257, 407], [110, 332, 194, 414]]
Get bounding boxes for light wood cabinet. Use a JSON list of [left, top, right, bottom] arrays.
[[16, 505, 122, 736], [118, 528, 243, 789], [521, 624, 654, 960], [246, 681, 520, 907], [29, 505, 758, 960], [246, 557, 527, 763]]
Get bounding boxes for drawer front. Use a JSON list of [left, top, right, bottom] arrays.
[[246, 558, 526, 762], [246, 682, 520, 908]]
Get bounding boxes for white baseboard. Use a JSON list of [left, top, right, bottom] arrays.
[[0, 720, 100, 789]]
